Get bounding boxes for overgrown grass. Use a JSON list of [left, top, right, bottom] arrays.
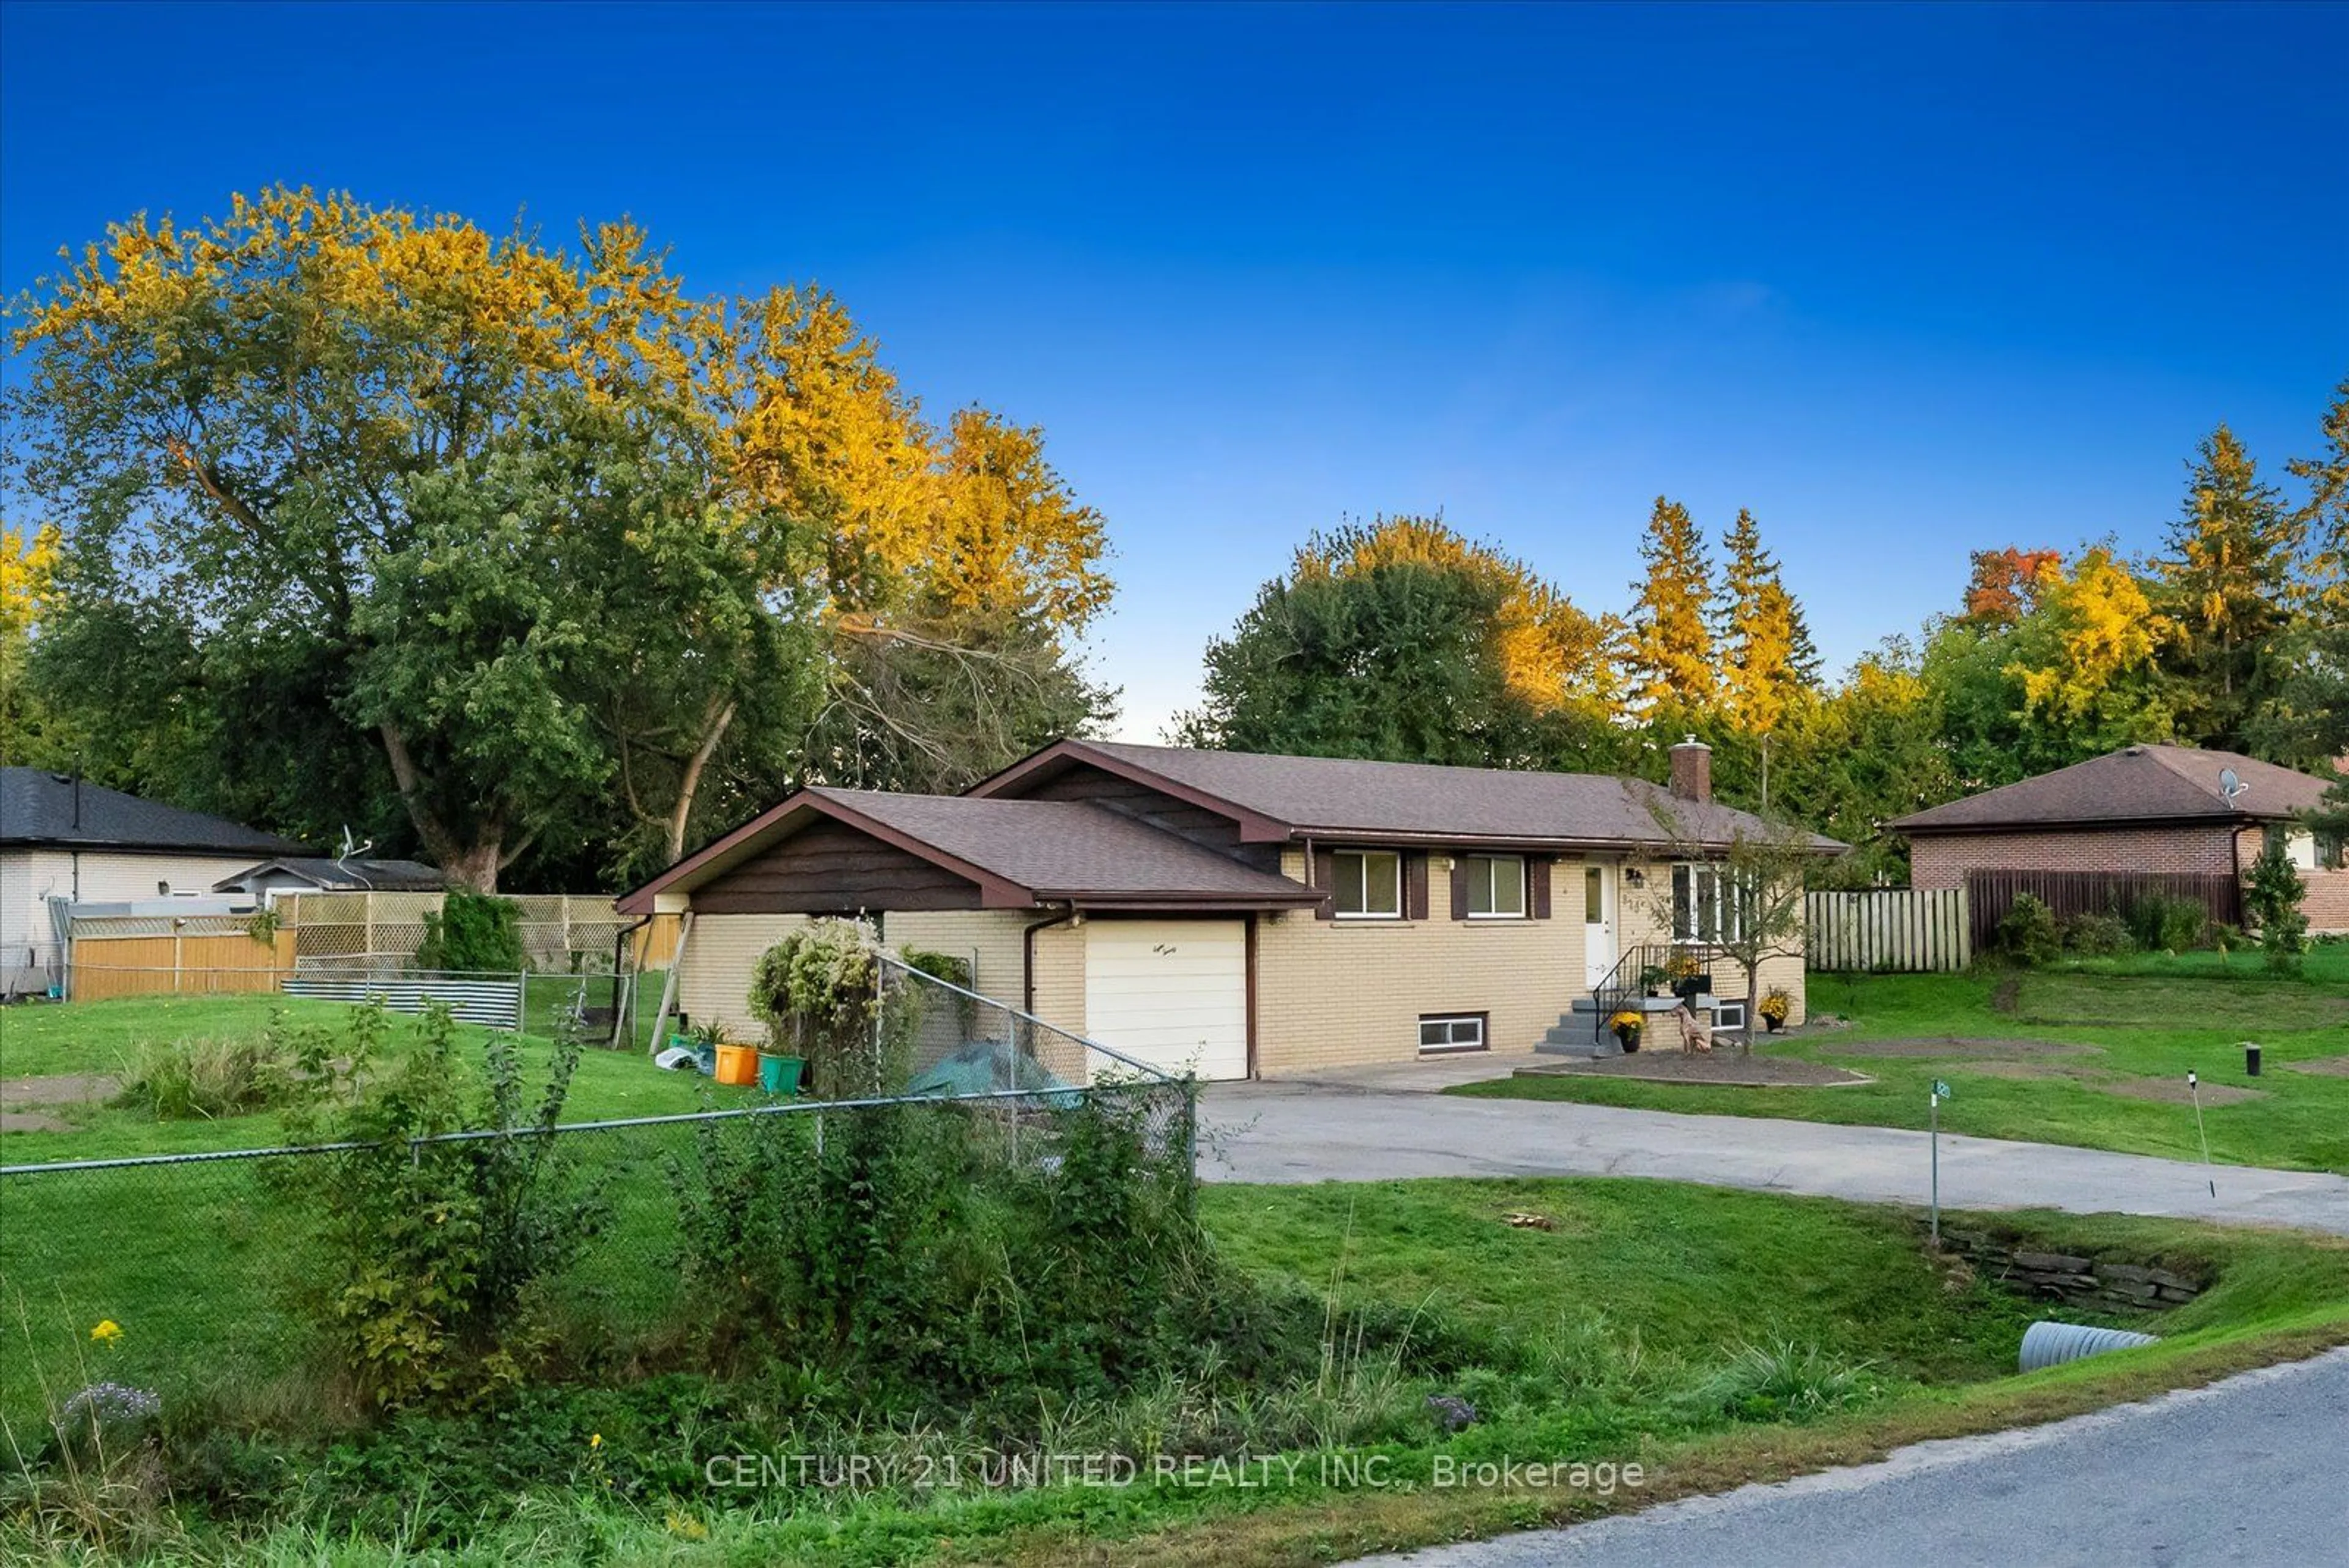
[[1457, 960, 2349, 1175], [5, 1181, 2342, 1567]]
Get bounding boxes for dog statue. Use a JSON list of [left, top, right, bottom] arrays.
[[1673, 1003, 1713, 1055]]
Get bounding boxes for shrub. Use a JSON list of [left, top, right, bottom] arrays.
[[2244, 841, 2309, 973], [747, 920, 898, 1097], [1997, 893, 2061, 965], [2062, 912, 2133, 957], [668, 1082, 1222, 1408], [2127, 893, 2208, 953], [415, 891, 525, 975], [276, 1006, 606, 1408]]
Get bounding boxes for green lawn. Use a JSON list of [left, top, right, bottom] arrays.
[[8, 987, 2349, 1565], [1456, 951, 2349, 1175], [15, 1179, 2342, 1568]]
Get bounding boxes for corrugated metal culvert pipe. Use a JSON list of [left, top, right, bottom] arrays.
[[2020, 1320, 2161, 1372]]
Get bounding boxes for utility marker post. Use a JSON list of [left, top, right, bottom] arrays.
[[1929, 1079, 1951, 1246], [2189, 1070, 2216, 1198]]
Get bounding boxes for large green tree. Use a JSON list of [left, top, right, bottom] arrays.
[[7, 190, 1116, 889], [1179, 557, 1559, 767]]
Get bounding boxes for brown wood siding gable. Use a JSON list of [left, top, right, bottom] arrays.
[[691, 818, 985, 914]]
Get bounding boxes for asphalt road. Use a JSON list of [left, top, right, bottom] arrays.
[[1198, 1078, 2349, 1235], [1346, 1347, 2349, 1568]]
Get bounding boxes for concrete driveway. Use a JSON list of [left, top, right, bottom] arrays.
[[1344, 1347, 2349, 1567], [1198, 1059, 2349, 1235]]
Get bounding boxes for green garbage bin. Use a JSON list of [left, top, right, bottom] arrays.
[[759, 1054, 806, 1095]]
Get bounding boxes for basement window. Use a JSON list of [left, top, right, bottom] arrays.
[[1419, 1013, 1487, 1055]]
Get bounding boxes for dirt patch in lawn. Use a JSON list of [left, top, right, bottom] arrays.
[[1956, 1061, 2095, 1082], [2099, 1077, 2267, 1107], [1517, 1053, 1871, 1088], [0, 1072, 118, 1109], [0, 1109, 75, 1134], [1814, 1036, 2104, 1061], [2282, 1055, 2349, 1078]]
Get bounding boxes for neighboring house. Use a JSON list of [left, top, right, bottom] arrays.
[[213, 856, 446, 899], [617, 738, 1841, 1079], [0, 768, 306, 994], [1890, 745, 2347, 934]]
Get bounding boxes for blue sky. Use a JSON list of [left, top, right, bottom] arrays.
[[4, 1, 2343, 738]]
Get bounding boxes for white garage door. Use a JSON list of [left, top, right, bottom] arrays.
[[1082, 919, 1249, 1081]]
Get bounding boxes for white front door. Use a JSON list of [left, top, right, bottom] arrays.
[[1583, 864, 1616, 988], [1083, 919, 1250, 1081]]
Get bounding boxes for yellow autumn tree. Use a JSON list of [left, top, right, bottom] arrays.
[[2006, 547, 2175, 734], [0, 522, 61, 764]]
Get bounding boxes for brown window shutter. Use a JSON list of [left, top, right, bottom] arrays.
[[1313, 848, 1337, 920], [1450, 856, 1471, 920], [1531, 857, 1552, 920], [1407, 853, 1430, 921]]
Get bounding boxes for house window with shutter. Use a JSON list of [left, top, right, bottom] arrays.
[[1463, 854, 1526, 918], [1332, 850, 1403, 919]]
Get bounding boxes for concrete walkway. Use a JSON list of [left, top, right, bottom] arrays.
[[1199, 1062, 2349, 1235], [1345, 1347, 2349, 1567]]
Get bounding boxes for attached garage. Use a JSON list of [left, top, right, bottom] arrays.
[[1083, 919, 1249, 1080]]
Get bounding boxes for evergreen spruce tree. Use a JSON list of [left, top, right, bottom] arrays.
[[1626, 497, 1718, 713], [1715, 508, 1817, 732], [2288, 377, 2348, 608], [2156, 426, 2303, 750]]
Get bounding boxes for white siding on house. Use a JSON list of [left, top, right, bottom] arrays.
[[2, 848, 261, 951]]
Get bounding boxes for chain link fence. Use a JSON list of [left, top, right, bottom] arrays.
[[0, 960, 1194, 1427]]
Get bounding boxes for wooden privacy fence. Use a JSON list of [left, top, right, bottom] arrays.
[[67, 920, 298, 1003], [1805, 888, 1972, 973], [1963, 869, 2242, 954]]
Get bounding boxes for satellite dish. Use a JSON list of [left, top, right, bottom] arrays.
[[2219, 768, 2247, 807]]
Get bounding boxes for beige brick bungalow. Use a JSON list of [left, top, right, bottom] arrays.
[[1890, 745, 2348, 937], [616, 740, 1840, 1079]]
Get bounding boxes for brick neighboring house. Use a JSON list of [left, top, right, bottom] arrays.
[[1889, 745, 2348, 935]]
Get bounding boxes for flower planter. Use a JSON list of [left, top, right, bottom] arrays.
[[713, 1043, 760, 1087], [1614, 1028, 1642, 1054], [759, 1053, 806, 1095]]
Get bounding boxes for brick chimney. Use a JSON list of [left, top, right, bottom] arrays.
[[1668, 736, 1712, 803]]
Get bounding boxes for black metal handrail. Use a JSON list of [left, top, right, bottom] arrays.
[[1589, 940, 1727, 1042]]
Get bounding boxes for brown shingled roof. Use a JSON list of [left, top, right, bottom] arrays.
[[806, 789, 1319, 902], [617, 786, 1325, 913], [1888, 745, 2330, 834], [984, 740, 1845, 853]]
